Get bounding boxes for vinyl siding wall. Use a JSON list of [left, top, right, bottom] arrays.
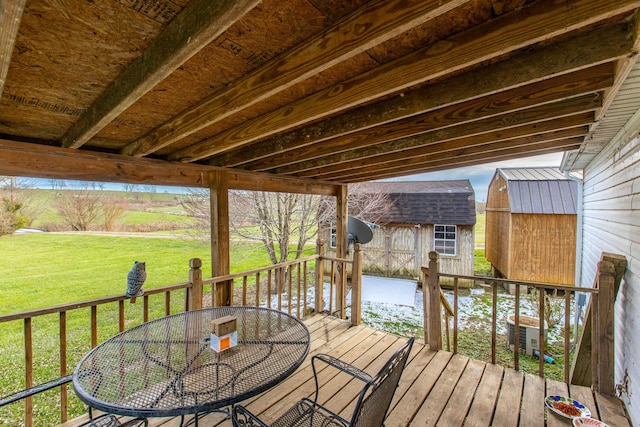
[[581, 112, 640, 425]]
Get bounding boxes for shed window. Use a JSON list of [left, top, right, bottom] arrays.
[[434, 225, 457, 255]]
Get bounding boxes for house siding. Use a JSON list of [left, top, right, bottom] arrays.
[[581, 111, 640, 425]]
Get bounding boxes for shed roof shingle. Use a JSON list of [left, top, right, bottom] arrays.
[[353, 181, 476, 225]]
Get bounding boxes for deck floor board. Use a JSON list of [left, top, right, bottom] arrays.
[[59, 314, 631, 427]]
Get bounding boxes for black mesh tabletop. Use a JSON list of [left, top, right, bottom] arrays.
[[73, 307, 310, 418]]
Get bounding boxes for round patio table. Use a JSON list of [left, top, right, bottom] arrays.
[[73, 307, 310, 422]]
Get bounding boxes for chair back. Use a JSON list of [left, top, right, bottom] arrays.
[[349, 337, 414, 427]]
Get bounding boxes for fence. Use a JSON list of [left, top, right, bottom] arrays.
[[422, 251, 617, 395], [0, 241, 360, 426]]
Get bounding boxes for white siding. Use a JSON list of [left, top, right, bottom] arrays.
[[582, 111, 640, 426]]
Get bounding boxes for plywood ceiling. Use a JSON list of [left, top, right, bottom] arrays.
[[0, 0, 639, 189]]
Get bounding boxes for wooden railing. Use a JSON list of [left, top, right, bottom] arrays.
[[422, 251, 619, 396], [0, 241, 361, 426]]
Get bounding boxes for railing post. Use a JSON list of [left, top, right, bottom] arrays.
[[595, 260, 616, 395], [187, 258, 203, 311], [427, 251, 442, 350], [351, 243, 363, 326], [315, 240, 325, 314]]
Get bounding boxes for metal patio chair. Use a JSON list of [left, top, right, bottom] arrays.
[[232, 337, 414, 427]]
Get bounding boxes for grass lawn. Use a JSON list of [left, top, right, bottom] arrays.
[[0, 233, 277, 426]]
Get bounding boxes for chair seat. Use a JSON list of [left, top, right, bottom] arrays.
[[271, 399, 347, 427], [234, 399, 347, 427], [232, 337, 414, 427], [80, 414, 148, 427]]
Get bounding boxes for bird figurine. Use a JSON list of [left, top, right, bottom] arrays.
[[126, 261, 146, 303]]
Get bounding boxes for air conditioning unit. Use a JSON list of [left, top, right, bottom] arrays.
[[506, 314, 547, 356]]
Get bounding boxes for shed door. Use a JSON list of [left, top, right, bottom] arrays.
[[387, 226, 417, 278], [362, 226, 417, 278]]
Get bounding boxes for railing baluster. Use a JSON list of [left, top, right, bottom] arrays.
[[491, 281, 497, 365], [288, 267, 293, 315], [143, 295, 149, 323], [564, 290, 571, 383], [119, 300, 125, 332], [329, 261, 335, 315], [165, 291, 171, 315], [24, 317, 33, 427], [91, 306, 97, 348], [267, 269, 272, 309], [255, 272, 261, 307], [60, 311, 68, 423], [242, 276, 248, 306], [453, 277, 458, 354], [277, 268, 283, 311], [514, 285, 520, 371], [303, 261, 308, 316], [538, 288, 545, 376], [296, 263, 301, 319]]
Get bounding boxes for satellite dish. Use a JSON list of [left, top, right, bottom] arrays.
[[348, 216, 374, 245]]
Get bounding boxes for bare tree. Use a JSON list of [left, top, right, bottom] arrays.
[[179, 188, 210, 240], [231, 191, 321, 264], [180, 184, 393, 263], [101, 197, 128, 231], [54, 187, 101, 231], [0, 177, 39, 235]]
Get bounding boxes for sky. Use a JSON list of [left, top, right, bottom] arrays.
[[387, 152, 565, 202], [22, 152, 564, 202]]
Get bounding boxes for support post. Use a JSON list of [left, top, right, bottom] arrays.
[[335, 185, 348, 319], [186, 258, 203, 311], [427, 251, 442, 350], [315, 240, 325, 314], [351, 243, 362, 326], [210, 171, 231, 306], [596, 260, 616, 395]]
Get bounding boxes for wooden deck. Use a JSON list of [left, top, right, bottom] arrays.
[[60, 314, 631, 427]]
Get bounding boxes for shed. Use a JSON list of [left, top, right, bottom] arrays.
[[485, 168, 578, 285], [322, 181, 476, 285]]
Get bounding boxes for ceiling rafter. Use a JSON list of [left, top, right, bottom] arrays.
[[121, 0, 468, 157], [60, 0, 262, 149], [316, 124, 591, 181], [345, 140, 586, 183], [288, 94, 602, 178], [256, 63, 613, 173], [0, 0, 25, 99], [168, 0, 639, 163], [2, 0, 640, 187], [210, 20, 634, 169]]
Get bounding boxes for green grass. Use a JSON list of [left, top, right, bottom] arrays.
[[475, 212, 486, 246], [0, 233, 276, 426]]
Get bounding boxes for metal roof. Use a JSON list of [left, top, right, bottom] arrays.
[[497, 168, 578, 214]]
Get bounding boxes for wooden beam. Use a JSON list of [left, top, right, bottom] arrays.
[[0, 0, 25, 98], [61, 0, 262, 149], [211, 22, 633, 168], [122, 0, 467, 157], [169, 0, 639, 162], [317, 123, 591, 181], [210, 171, 231, 307], [335, 184, 348, 320], [293, 94, 601, 177], [344, 140, 584, 183], [324, 133, 587, 182], [269, 64, 612, 174], [0, 139, 339, 196]]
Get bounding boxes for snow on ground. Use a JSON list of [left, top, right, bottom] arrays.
[[359, 275, 417, 307]]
